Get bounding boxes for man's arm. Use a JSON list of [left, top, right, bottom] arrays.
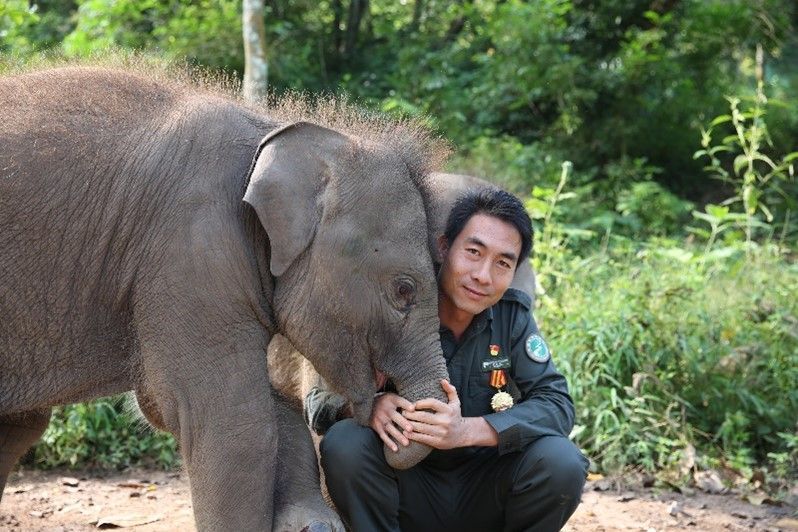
[[304, 386, 419, 452], [303, 387, 351, 435]]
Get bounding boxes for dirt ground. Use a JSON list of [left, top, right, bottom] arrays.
[[2, 467, 796, 531]]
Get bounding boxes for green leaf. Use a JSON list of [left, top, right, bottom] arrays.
[[705, 204, 730, 219], [782, 152, 798, 163], [752, 153, 777, 170], [733, 154, 749, 175], [758, 203, 773, 223], [709, 114, 732, 127], [655, 247, 693, 262], [691, 211, 715, 223], [703, 246, 742, 261], [686, 226, 711, 239], [708, 146, 733, 155]]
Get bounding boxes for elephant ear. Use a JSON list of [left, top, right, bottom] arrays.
[[244, 122, 349, 277]]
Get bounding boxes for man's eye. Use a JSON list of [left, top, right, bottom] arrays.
[[466, 248, 479, 255], [498, 260, 512, 269]]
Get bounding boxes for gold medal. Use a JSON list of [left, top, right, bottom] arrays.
[[489, 369, 513, 412], [491, 391, 514, 412]]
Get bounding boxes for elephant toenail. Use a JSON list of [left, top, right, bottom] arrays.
[[300, 521, 333, 532]]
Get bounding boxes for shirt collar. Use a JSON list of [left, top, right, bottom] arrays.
[[439, 305, 494, 338]]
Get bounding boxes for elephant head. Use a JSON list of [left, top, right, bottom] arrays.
[[244, 121, 448, 468]]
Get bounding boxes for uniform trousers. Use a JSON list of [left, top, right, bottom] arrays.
[[320, 419, 588, 532]]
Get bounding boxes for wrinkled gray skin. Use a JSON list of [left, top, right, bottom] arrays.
[[0, 67, 449, 530], [268, 172, 537, 510]]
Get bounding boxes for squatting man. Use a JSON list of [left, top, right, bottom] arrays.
[[305, 188, 588, 531]]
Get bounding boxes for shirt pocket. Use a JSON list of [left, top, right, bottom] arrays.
[[464, 373, 496, 417]]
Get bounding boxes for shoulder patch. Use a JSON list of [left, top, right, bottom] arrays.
[[524, 334, 550, 363]]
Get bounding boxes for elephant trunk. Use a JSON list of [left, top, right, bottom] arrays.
[[383, 344, 450, 470]]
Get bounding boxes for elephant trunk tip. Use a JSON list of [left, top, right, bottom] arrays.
[[384, 441, 433, 470]]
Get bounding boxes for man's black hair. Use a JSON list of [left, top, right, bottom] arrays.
[[443, 187, 533, 266]]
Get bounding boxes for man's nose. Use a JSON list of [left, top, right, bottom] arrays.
[[472, 260, 492, 285]]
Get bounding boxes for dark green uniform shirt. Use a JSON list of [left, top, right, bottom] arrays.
[[423, 287, 575, 469]]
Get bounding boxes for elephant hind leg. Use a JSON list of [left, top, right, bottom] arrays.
[[273, 392, 344, 532], [133, 386, 167, 432], [0, 409, 51, 502]]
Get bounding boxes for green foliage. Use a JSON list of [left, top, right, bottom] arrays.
[[766, 431, 798, 481], [538, 241, 798, 475], [32, 396, 178, 470], [3, 0, 797, 209], [689, 204, 749, 253], [0, 0, 40, 54], [528, 155, 797, 480], [615, 181, 694, 237], [61, 0, 243, 72]]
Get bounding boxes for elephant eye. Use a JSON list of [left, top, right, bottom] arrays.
[[392, 277, 417, 312]]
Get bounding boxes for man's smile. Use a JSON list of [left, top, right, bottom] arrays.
[[463, 285, 489, 299]]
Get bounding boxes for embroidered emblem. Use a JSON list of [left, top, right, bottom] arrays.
[[524, 334, 550, 363], [489, 344, 500, 356]]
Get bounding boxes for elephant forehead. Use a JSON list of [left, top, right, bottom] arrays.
[[332, 201, 427, 236]]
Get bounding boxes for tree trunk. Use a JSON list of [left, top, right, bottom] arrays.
[[242, 0, 268, 103], [410, 0, 424, 31], [332, 0, 344, 53], [343, 0, 368, 57]]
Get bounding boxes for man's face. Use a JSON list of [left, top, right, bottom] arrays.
[[438, 213, 522, 317]]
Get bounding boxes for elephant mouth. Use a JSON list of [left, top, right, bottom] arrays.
[[374, 368, 388, 391]]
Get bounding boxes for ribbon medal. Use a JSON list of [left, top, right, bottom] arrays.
[[487, 344, 513, 412]]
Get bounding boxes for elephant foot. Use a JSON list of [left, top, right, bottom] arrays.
[[274, 503, 344, 532], [301, 521, 338, 532]]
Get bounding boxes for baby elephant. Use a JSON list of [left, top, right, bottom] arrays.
[[1, 65, 453, 530]]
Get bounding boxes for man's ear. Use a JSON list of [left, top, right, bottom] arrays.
[[436, 234, 449, 264]]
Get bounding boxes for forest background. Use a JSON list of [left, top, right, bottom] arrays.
[[1, 0, 797, 500]]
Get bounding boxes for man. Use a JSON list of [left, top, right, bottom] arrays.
[[308, 188, 588, 531]]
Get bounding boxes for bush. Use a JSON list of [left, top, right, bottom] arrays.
[[31, 395, 178, 470], [537, 241, 798, 476]]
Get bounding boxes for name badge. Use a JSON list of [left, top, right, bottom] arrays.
[[482, 357, 511, 372]]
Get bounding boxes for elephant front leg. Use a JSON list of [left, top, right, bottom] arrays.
[[185, 386, 278, 531], [137, 327, 278, 531], [0, 409, 51, 502]]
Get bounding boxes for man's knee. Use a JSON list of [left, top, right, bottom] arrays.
[[320, 419, 382, 479], [515, 436, 588, 499]]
